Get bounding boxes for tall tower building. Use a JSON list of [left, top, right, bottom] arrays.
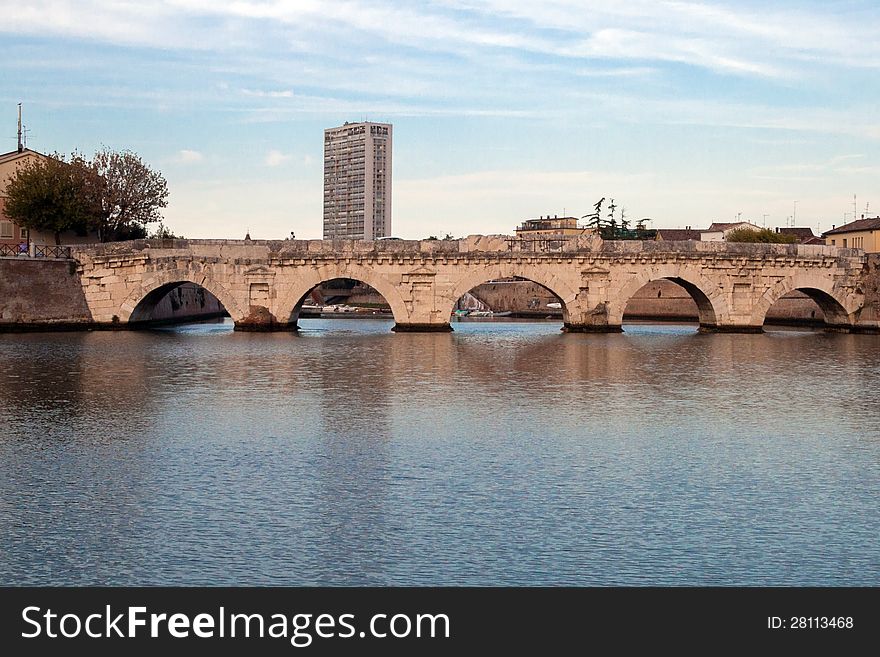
[[323, 121, 392, 240]]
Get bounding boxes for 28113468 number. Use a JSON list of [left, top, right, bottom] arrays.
[[768, 616, 854, 629]]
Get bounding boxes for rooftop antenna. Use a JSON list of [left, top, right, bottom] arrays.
[[854, 194, 857, 223], [17, 103, 23, 153], [762, 213, 768, 227]]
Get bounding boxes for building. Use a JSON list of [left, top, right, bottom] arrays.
[[700, 221, 763, 241], [775, 227, 824, 245], [0, 147, 44, 249], [823, 217, 880, 251], [514, 215, 587, 237], [655, 227, 702, 241], [323, 121, 392, 240]]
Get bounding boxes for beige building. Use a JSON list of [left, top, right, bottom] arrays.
[[323, 121, 392, 240], [823, 217, 880, 251], [0, 148, 43, 249], [514, 215, 587, 237]]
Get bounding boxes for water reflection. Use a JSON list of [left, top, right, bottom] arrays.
[[0, 319, 878, 585]]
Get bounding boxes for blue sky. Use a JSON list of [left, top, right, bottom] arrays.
[[1, 0, 878, 239]]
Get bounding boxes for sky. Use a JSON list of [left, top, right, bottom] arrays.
[[1, 0, 878, 239]]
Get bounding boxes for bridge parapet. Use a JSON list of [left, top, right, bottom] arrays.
[[71, 236, 863, 262]]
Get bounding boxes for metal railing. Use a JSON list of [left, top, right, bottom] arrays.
[[0, 244, 26, 257], [34, 245, 72, 259], [0, 244, 72, 259], [506, 235, 577, 253]]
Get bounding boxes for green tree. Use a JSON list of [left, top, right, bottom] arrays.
[[726, 228, 797, 244], [150, 223, 184, 239], [583, 197, 605, 232], [4, 154, 97, 245], [88, 148, 168, 241], [607, 198, 617, 234]]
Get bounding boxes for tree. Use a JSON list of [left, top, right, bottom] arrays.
[[88, 148, 168, 241], [607, 198, 617, 234], [4, 154, 96, 245], [726, 228, 797, 244], [150, 223, 184, 239], [583, 197, 605, 232]]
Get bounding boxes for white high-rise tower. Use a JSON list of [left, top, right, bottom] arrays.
[[323, 121, 392, 240]]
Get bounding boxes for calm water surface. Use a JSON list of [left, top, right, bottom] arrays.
[[1, 319, 878, 585]]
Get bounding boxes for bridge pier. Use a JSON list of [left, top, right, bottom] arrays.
[[563, 323, 623, 333], [392, 322, 453, 333], [697, 323, 763, 334], [233, 305, 295, 331], [821, 323, 859, 333]]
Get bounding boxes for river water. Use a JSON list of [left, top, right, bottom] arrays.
[[1, 319, 878, 586]]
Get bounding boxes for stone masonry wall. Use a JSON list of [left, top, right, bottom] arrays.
[[853, 254, 880, 329], [145, 282, 226, 324], [0, 257, 92, 328]]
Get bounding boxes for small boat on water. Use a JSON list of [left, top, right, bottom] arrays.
[[466, 310, 512, 317]]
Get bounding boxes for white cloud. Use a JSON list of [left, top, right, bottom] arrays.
[[241, 88, 294, 98], [265, 149, 291, 166], [176, 149, 204, 163]]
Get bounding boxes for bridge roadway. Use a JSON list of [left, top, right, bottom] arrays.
[[70, 234, 872, 333]]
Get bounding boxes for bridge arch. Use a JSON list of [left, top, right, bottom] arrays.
[[275, 263, 409, 328], [444, 263, 579, 325], [121, 269, 246, 324], [752, 273, 860, 329], [609, 266, 728, 329]]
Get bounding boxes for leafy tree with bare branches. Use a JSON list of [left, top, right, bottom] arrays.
[[88, 148, 168, 241]]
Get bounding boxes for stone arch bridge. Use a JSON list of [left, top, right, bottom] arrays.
[[70, 235, 875, 333]]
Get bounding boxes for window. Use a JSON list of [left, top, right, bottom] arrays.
[[0, 221, 13, 239], [20, 228, 28, 240], [843, 238, 847, 247]]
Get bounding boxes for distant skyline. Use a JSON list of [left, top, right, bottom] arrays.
[[1, 0, 878, 239]]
